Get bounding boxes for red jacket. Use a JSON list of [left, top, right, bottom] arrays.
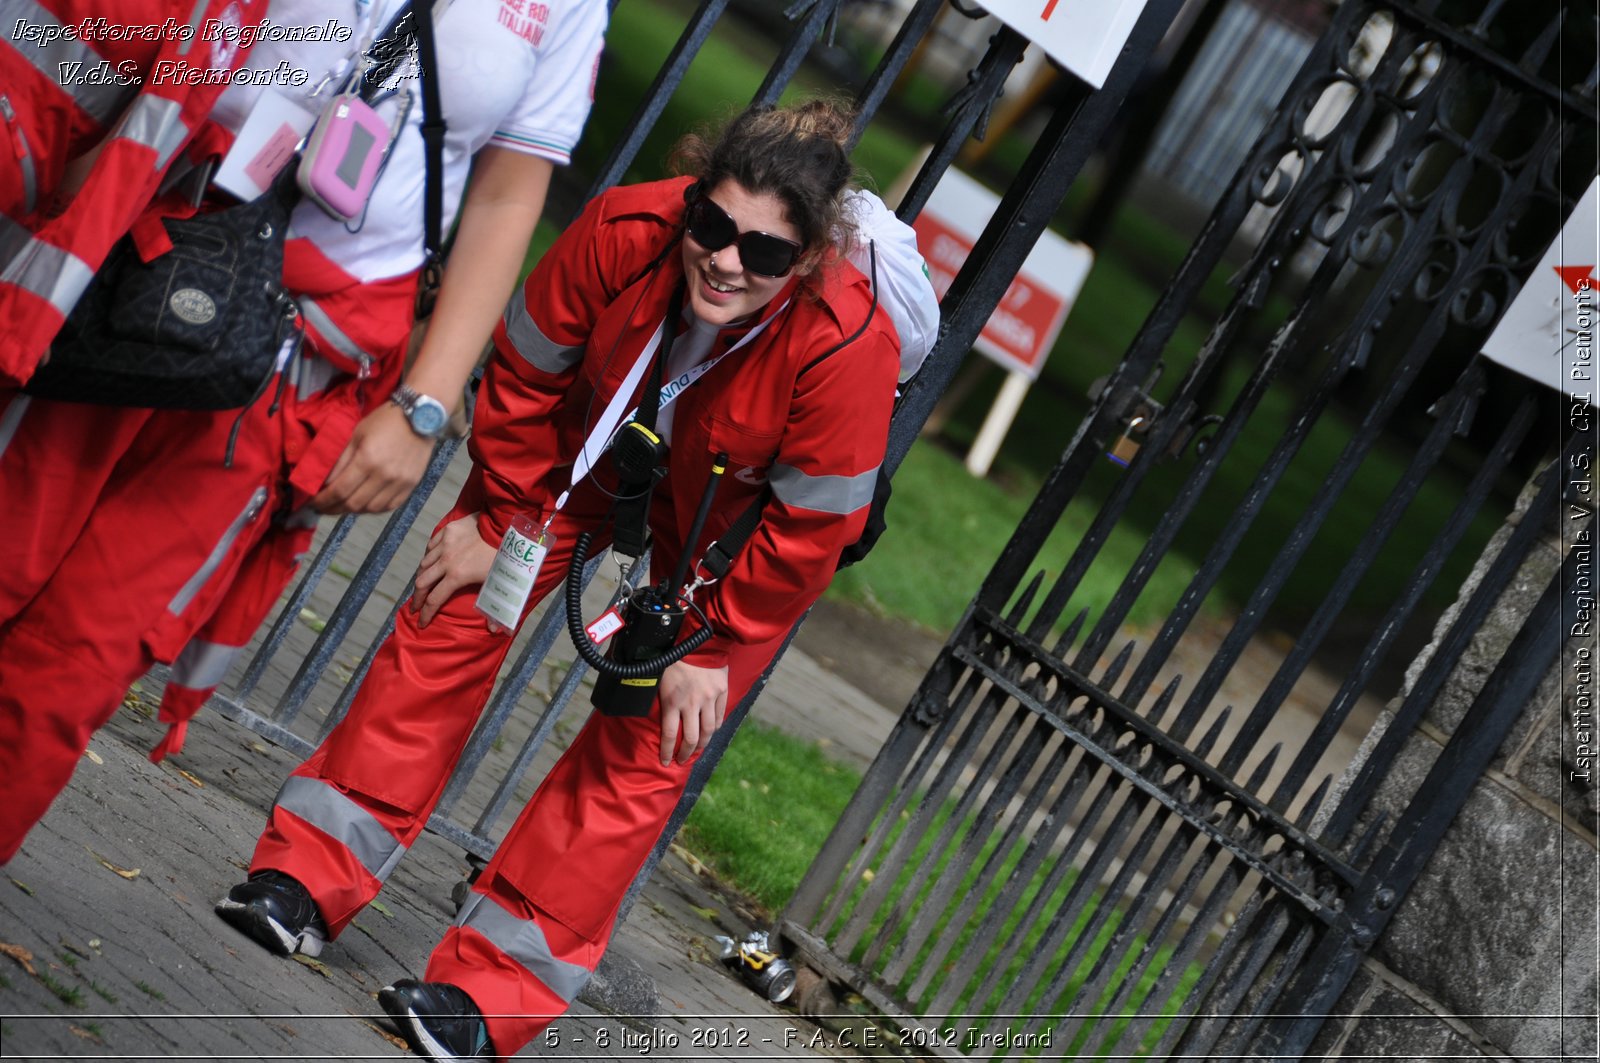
[[478, 176, 900, 667], [0, 0, 267, 385]]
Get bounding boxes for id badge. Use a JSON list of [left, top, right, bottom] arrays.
[[475, 515, 553, 633], [214, 88, 317, 200]]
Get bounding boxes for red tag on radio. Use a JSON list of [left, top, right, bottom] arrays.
[[586, 607, 624, 645]]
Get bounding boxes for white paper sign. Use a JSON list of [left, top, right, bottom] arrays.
[[1480, 177, 1599, 400], [979, 0, 1149, 90]]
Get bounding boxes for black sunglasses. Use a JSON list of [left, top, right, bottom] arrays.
[[685, 196, 803, 279]]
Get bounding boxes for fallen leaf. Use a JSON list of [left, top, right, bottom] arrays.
[[367, 1022, 409, 1050], [369, 900, 393, 919], [861, 868, 876, 883], [0, 942, 36, 975], [690, 905, 719, 922], [69, 1025, 103, 1044], [250, 742, 269, 756], [87, 939, 101, 951], [177, 770, 205, 789], [297, 607, 326, 633], [10, 878, 33, 896], [83, 749, 103, 765], [87, 850, 140, 880], [293, 954, 332, 979], [669, 842, 707, 876]]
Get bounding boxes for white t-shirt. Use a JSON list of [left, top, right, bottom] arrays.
[[213, 0, 606, 282]]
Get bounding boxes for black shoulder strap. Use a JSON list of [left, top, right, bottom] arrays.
[[412, 0, 445, 316], [700, 491, 768, 582]]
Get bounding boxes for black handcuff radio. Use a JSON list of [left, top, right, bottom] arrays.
[[565, 284, 730, 716], [563, 238, 882, 717]]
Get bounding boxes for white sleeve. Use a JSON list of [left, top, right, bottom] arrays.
[[487, 0, 608, 164]]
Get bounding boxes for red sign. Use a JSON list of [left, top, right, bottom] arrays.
[[912, 212, 1068, 377]]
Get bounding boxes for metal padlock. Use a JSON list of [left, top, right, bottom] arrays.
[[1106, 416, 1146, 467]]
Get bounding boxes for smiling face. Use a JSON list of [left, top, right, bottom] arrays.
[[681, 179, 806, 328]]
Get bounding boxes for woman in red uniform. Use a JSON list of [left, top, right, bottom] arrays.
[[0, 0, 606, 865], [217, 99, 900, 1061]]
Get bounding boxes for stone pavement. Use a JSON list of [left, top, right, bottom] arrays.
[[0, 627, 910, 1062]]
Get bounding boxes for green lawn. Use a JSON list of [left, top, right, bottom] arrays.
[[683, 721, 1205, 1058]]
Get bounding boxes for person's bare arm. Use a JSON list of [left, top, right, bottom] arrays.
[[313, 148, 554, 514]]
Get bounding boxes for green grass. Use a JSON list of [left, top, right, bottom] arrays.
[[681, 722, 862, 913], [827, 440, 1206, 635], [683, 722, 1204, 1057], [824, 790, 1209, 1060], [37, 970, 83, 1008], [576, 0, 920, 195]]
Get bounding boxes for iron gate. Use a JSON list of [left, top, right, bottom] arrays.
[[190, 0, 1185, 888], [781, 0, 1598, 1057]]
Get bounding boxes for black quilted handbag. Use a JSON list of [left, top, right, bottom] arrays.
[[25, 169, 302, 411]]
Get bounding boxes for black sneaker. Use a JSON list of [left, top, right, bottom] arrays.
[[379, 979, 494, 1060], [214, 870, 329, 957]]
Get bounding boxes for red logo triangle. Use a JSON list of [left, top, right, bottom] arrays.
[[1554, 264, 1595, 295]]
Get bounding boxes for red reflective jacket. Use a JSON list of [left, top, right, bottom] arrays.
[[479, 176, 900, 667], [0, 0, 267, 385]]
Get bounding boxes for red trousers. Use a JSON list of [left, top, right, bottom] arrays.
[[0, 389, 290, 863], [250, 486, 782, 1056]]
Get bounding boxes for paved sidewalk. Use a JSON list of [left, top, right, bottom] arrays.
[[0, 632, 910, 1062]]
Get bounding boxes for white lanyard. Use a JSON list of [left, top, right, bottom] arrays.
[[547, 300, 791, 522]]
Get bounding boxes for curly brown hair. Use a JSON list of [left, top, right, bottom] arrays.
[[669, 99, 859, 261]]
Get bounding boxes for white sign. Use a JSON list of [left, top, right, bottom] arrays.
[[979, 0, 1149, 90], [1481, 177, 1599, 400], [913, 165, 1093, 379]]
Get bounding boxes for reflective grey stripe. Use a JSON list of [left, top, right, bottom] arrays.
[[291, 350, 342, 400], [0, 95, 37, 214], [0, 0, 135, 125], [0, 213, 95, 315], [170, 638, 239, 690], [299, 296, 375, 371], [0, 393, 29, 460], [455, 893, 592, 1003], [115, 93, 188, 168], [503, 297, 582, 374], [769, 463, 879, 515], [168, 486, 267, 615], [173, 0, 208, 57], [274, 776, 408, 881]]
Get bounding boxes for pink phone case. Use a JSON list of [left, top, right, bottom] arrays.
[[298, 96, 392, 220]]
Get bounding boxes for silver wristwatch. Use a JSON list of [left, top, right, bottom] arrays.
[[390, 384, 449, 440]]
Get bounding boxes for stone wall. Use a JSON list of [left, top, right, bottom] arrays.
[[1311, 477, 1598, 1061]]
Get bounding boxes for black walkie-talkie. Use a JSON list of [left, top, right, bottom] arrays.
[[591, 585, 684, 716]]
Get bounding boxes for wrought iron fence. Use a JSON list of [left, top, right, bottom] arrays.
[[781, 0, 1598, 1057], [195, 0, 1184, 892]]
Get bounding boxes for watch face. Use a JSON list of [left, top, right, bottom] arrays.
[[410, 397, 449, 438]]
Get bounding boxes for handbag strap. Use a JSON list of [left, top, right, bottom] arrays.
[[360, 0, 445, 316], [412, 0, 445, 317]]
